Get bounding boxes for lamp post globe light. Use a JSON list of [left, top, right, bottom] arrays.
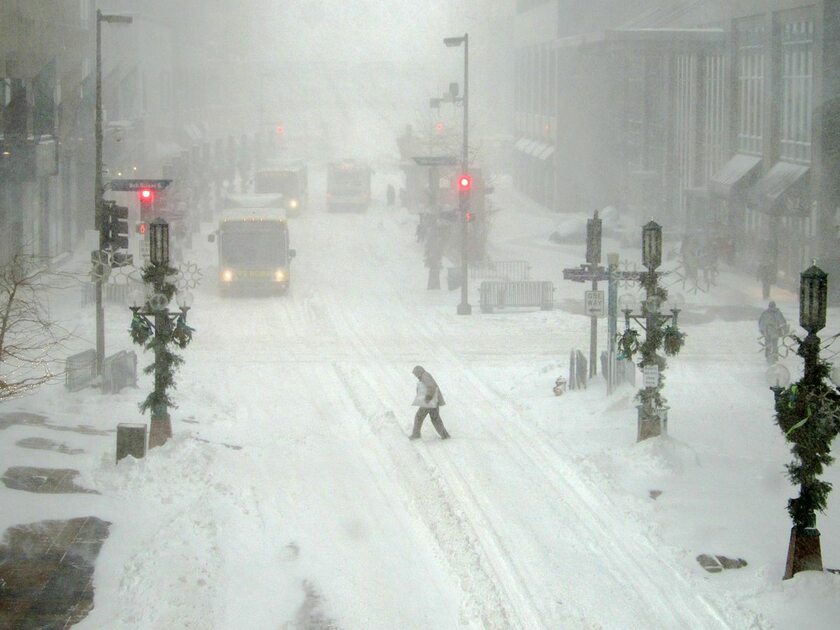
[[772, 263, 839, 579], [444, 33, 471, 315]]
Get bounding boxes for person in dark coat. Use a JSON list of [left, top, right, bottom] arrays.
[[759, 301, 788, 364], [410, 366, 450, 440]]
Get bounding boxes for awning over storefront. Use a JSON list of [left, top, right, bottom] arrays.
[[748, 161, 810, 214], [708, 153, 762, 198], [515, 137, 531, 152], [536, 144, 555, 160], [515, 137, 554, 159], [523, 139, 540, 155], [529, 141, 547, 157]]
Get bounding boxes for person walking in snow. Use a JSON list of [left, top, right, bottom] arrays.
[[410, 366, 450, 440], [759, 301, 788, 364]]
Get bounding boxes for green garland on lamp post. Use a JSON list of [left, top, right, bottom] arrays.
[[129, 218, 194, 448], [617, 222, 686, 441], [769, 264, 840, 579]]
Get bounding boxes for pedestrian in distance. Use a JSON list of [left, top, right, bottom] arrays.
[[410, 366, 450, 440], [757, 262, 776, 300], [759, 301, 788, 364]]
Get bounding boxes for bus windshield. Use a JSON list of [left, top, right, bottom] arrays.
[[221, 229, 286, 266], [256, 171, 298, 195]]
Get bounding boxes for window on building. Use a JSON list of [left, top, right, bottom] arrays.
[[778, 18, 814, 164], [704, 52, 727, 181], [736, 16, 766, 156]]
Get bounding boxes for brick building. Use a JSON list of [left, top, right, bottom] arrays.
[[513, 0, 840, 287]]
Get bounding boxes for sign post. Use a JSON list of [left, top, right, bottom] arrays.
[[563, 215, 641, 389]]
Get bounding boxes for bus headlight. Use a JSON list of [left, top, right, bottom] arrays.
[[288, 198, 299, 209], [221, 269, 233, 282], [274, 268, 286, 282]]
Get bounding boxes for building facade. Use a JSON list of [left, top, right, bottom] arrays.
[[1, 0, 95, 265], [513, 0, 840, 287]]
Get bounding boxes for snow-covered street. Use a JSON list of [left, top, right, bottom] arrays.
[[3, 176, 839, 628]]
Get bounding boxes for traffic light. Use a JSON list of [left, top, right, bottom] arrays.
[[276, 124, 284, 135], [434, 121, 444, 133], [465, 211, 473, 222], [136, 222, 147, 235], [104, 202, 129, 250], [457, 174, 471, 192], [138, 187, 154, 216]]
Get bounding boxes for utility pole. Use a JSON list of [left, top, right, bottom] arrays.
[[94, 9, 132, 375], [586, 210, 602, 377], [445, 33, 471, 315]]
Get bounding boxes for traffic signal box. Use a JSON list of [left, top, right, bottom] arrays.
[[102, 201, 129, 250], [138, 187, 154, 217]]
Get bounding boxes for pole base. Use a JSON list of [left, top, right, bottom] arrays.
[[784, 527, 823, 579], [637, 410, 662, 442], [148, 413, 172, 449], [457, 303, 472, 315]]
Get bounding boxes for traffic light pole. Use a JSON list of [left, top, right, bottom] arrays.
[[94, 10, 105, 375], [93, 10, 132, 376], [457, 33, 471, 315]]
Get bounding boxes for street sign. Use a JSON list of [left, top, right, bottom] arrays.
[[585, 290, 605, 317], [563, 265, 607, 283], [412, 155, 457, 166], [108, 179, 172, 192], [643, 364, 659, 388]]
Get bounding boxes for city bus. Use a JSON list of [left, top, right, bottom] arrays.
[[254, 162, 308, 216], [326, 160, 372, 211], [209, 197, 295, 294]]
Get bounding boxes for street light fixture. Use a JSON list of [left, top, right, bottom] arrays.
[[800, 264, 827, 334], [443, 33, 471, 315], [94, 9, 132, 376], [149, 218, 170, 267], [642, 221, 662, 270]]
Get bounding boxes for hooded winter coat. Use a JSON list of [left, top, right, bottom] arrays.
[[412, 367, 446, 408]]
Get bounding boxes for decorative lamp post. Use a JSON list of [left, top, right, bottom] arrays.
[[772, 263, 839, 579], [444, 33, 471, 315], [129, 218, 194, 449], [617, 222, 685, 441]]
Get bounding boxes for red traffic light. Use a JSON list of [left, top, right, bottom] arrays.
[[276, 124, 284, 135], [138, 188, 154, 203], [136, 222, 147, 235], [457, 174, 471, 192], [435, 122, 444, 133], [465, 211, 473, 222]]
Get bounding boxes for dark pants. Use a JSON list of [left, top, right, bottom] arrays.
[[765, 336, 780, 364], [412, 407, 449, 438]]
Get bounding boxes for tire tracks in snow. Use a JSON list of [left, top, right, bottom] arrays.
[[323, 286, 763, 628], [320, 297, 543, 629]]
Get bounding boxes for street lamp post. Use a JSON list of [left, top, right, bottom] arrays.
[[770, 263, 839, 579], [445, 33, 471, 315], [618, 221, 686, 441], [95, 9, 132, 375], [129, 218, 194, 449]]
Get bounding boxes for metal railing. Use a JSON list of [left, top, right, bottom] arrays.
[[470, 260, 530, 282], [479, 280, 554, 313]]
